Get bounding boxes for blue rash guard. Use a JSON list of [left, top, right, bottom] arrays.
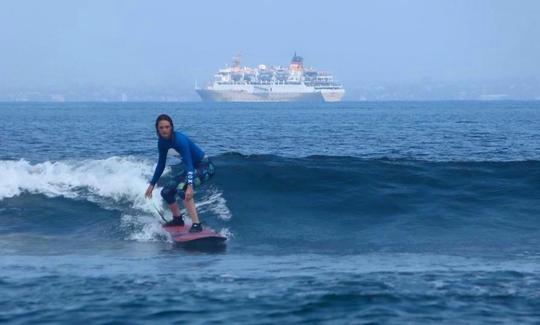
[[150, 131, 205, 187]]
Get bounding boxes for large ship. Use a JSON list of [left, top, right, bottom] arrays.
[[196, 54, 345, 102]]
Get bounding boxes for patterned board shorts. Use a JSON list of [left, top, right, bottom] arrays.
[[160, 157, 215, 204]]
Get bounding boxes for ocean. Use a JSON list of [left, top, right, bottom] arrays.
[[1, 101, 540, 324]]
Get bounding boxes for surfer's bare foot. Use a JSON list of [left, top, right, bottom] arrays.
[[189, 223, 203, 233]]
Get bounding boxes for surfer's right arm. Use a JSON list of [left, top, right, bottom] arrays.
[[145, 142, 168, 198]]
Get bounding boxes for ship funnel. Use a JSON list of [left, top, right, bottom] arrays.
[[289, 52, 304, 72]]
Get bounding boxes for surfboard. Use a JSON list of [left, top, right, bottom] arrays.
[[149, 199, 226, 249], [162, 225, 227, 249]]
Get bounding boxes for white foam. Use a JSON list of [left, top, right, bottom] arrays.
[[196, 185, 232, 221], [0, 157, 151, 203], [219, 227, 235, 239], [120, 214, 170, 242]]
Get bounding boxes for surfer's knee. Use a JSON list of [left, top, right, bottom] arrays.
[[160, 186, 177, 204]]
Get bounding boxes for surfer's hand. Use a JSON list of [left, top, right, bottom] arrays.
[[185, 185, 194, 201], [145, 185, 154, 199]]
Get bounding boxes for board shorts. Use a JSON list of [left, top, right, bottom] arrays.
[[160, 156, 215, 204]]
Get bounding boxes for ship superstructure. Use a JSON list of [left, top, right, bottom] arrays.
[[196, 54, 345, 102]]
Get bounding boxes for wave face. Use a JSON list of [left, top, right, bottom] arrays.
[[1, 154, 539, 255], [215, 153, 540, 254]]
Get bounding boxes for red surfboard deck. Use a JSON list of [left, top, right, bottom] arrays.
[[163, 225, 227, 244]]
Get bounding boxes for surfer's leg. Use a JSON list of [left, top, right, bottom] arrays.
[[171, 181, 200, 224], [183, 196, 200, 224], [182, 158, 215, 223], [169, 202, 182, 218], [161, 182, 183, 220], [173, 158, 215, 232]]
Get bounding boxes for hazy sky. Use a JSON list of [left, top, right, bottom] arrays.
[[1, 0, 539, 92]]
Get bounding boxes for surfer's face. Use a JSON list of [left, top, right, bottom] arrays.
[[157, 120, 172, 139]]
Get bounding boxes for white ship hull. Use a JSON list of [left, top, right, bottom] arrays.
[[197, 84, 345, 102], [197, 88, 325, 102]]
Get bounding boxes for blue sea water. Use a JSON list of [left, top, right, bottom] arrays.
[[1, 101, 540, 324]]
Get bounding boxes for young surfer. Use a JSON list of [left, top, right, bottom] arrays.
[[144, 114, 215, 233]]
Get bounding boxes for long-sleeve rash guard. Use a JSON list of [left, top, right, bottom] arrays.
[[150, 131, 205, 186]]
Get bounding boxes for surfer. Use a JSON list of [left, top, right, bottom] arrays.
[[144, 114, 215, 233]]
